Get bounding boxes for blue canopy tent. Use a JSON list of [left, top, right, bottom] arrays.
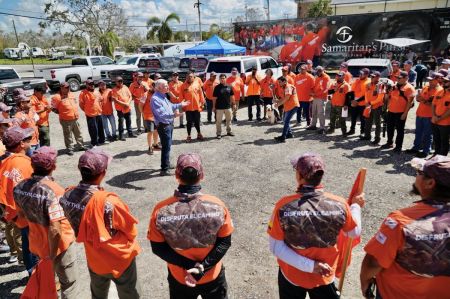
[[184, 35, 246, 56]]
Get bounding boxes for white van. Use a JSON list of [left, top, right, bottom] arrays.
[[3, 48, 20, 59], [205, 56, 282, 80]]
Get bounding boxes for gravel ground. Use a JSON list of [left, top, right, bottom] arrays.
[[0, 96, 420, 299]]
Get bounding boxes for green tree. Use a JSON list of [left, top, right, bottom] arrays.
[[307, 0, 333, 18], [40, 0, 129, 57], [99, 31, 119, 57], [146, 13, 180, 43]]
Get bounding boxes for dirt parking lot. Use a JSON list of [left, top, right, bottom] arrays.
[[0, 96, 419, 299]]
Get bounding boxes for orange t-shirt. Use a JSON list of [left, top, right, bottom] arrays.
[[112, 86, 132, 113], [260, 76, 276, 98], [99, 89, 114, 115], [279, 83, 300, 112], [389, 69, 400, 83], [268, 190, 356, 289], [245, 74, 262, 96], [169, 81, 183, 104], [140, 93, 154, 121], [301, 32, 320, 61], [294, 73, 315, 102], [129, 82, 149, 104], [279, 42, 303, 63], [388, 83, 415, 113], [416, 85, 443, 118], [365, 83, 385, 109], [13, 177, 74, 259], [0, 153, 33, 228], [15, 110, 39, 146], [364, 201, 450, 299], [51, 93, 80, 121], [79, 90, 102, 117], [313, 73, 331, 99], [148, 194, 234, 285], [433, 90, 450, 126], [226, 76, 244, 100], [352, 78, 370, 106], [331, 82, 350, 107], [30, 95, 50, 127], [203, 79, 219, 100], [180, 81, 205, 112]]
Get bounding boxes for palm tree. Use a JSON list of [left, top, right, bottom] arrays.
[[99, 31, 119, 57], [147, 13, 180, 43]]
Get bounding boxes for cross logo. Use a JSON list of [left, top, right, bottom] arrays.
[[336, 26, 353, 44]]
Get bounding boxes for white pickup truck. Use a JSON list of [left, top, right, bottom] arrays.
[[34, 56, 120, 92], [0, 67, 47, 106], [99, 53, 161, 81]]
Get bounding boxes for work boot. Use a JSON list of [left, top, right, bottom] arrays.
[[326, 128, 335, 134], [345, 129, 355, 136], [274, 136, 286, 143]]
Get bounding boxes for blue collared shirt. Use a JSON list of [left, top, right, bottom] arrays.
[[151, 91, 182, 126]]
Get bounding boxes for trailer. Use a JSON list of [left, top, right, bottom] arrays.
[[234, 8, 450, 70]]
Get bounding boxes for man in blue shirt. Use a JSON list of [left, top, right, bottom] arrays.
[[404, 60, 417, 87], [151, 79, 189, 176]]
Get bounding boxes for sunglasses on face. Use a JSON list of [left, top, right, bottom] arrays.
[[117, 80, 123, 83]]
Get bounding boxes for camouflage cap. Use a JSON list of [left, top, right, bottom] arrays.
[[290, 153, 325, 180], [12, 88, 25, 100], [397, 70, 409, 79], [426, 71, 443, 81], [78, 147, 112, 176], [411, 155, 450, 187], [340, 62, 348, 68], [175, 153, 204, 178], [2, 126, 34, 148], [360, 68, 370, 75], [31, 146, 57, 171], [438, 69, 449, 77]]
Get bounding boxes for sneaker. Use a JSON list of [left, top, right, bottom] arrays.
[[8, 255, 18, 263], [136, 129, 142, 135], [232, 117, 238, 122], [75, 146, 88, 151], [179, 124, 185, 128], [274, 136, 286, 143], [159, 170, 173, 176], [119, 136, 126, 141], [153, 144, 162, 150], [286, 133, 293, 139], [227, 132, 235, 137], [67, 150, 74, 156], [326, 128, 335, 134], [148, 147, 154, 155], [415, 152, 429, 158], [345, 129, 355, 136], [217, 135, 222, 139], [380, 143, 393, 149], [256, 118, 262, 121], [371, 139, 380, 145], [197, 134, 204, 141], [405, 148, 419, 154], [128, 133, 137, 138], [0, 243, 10, 253], [186, 136, 192, 143], [306, 126, 317, 131]]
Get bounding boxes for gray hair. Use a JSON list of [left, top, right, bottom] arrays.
[[154, 79, 168, 90]]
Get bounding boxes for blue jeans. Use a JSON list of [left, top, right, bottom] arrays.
[[157, 123, 173, 171], [101, 114, 117, 138], [282, 107, 298, 138], [296, 102, 310, 124], [21, 227, 38, 275], [412, 116, 432, 154], [86, 115, 105, 146]]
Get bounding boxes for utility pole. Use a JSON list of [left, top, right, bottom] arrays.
[[12, 20, 19, 44], [194, 0, 202, 41], [245, 4, 248, 22], [265, 0, 271, 21]]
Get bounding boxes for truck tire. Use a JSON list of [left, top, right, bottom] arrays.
[[67, 78, 81, 92]]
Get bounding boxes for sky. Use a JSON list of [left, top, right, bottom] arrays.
[[0, 0, 297, 35]]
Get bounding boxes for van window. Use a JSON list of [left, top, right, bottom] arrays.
[[207, 61, 240, 73], [260, 58, 270, 70], [268, 58, 279, 68], [243, 59, 257, 72]]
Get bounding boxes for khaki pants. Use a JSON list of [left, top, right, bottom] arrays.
[[60, 119, 84, 150], [54, 243, 79, 299], [5, 222, 22, 260], [216, 109, 232, 136], [311, 98, 326, 129], [89, 258, 141, 299], [232, 101, 240, 118], [329, 105, 347, 133], [134, 101, 143, 131]]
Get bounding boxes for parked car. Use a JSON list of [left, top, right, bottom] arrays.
[[35, 56, 118, 92], [205, 55, 282, 80], [3, 48, 20, 59], [31, 47, 45, 58], [0, 67, 47, 106], [100, 54, 163, 81], [346, 58, 393, 78]]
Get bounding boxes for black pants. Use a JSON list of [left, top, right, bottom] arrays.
[[168, 267, 228, 299], [117, 111, 132, 137], [206, 98, 215, 122], [278, 269, 339, 299], [247, 95, 262, 120], [386, 112, 406, 149], [350, 105, 366, 133], [157, 123, 173, 171], [432, 123, 450, 156], [86, 115, 105, 146], [416, 69, 427, 88], [186, 111, 201, 136]]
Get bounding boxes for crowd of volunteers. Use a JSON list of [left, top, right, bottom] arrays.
[[0, 56, 448, 299]]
